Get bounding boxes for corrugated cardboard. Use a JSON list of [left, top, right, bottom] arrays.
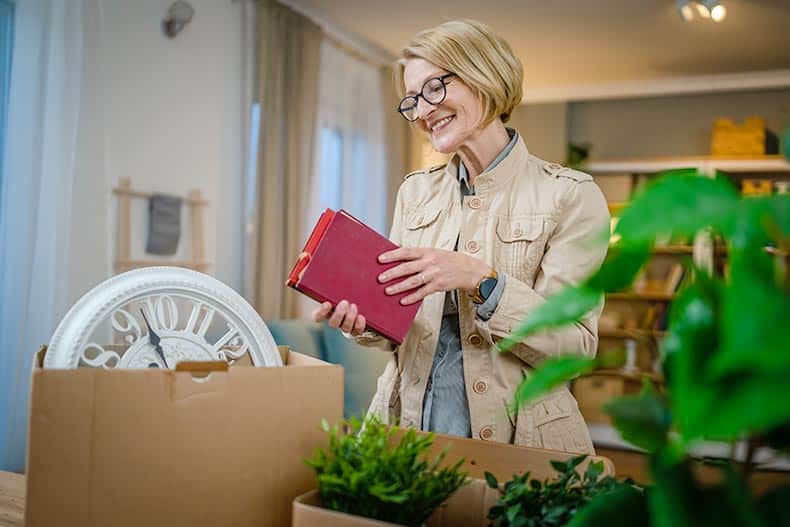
[[25, 346, 343, 527], [293, 479, 499, 527], [292, 431, 615, 527]]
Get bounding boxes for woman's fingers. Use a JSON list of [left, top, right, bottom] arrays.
[[385, 269, 432, 295], [401, 285, 432, 305], [351, 314, 366, 336], [327, 300, 349, 328], [378, 247, 422, 264], [341, 303, 358, 333], [378, 259, 425, 283], [312, 301, 333, 322]]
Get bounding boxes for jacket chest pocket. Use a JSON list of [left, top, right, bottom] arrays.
[[494, 215, 551, 285], [403, 207, 442, 247]]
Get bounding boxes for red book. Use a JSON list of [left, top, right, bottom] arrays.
[[286, 209, 421, 344]]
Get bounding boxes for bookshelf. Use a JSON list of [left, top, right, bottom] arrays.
[[575, 154, 790, 428], [583, 155, 790, 175]]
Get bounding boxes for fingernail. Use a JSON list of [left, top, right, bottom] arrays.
[[378, 274, 387, 282], [378, 255, 388, 263], [400, 298, 407, 305], [385, 287, 393, 294]]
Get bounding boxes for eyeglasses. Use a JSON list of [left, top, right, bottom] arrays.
[[397, 73, 456, 122]]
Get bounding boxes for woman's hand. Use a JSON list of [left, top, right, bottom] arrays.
[[377, 247, 492, 305], [311, 300, 367, 336]]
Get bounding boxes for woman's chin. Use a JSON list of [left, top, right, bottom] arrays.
[[430, 135, 459, 155]]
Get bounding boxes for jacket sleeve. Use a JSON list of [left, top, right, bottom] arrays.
[[347, 184, 407, 352], [475, 180, 610, 366]]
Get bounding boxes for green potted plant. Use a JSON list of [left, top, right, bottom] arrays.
[[499, 169, 789, 526], [485, 455, 642, 527], [300, 415, 468, 527]]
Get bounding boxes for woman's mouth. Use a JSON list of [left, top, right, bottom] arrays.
[[431, 115, 455, 134]]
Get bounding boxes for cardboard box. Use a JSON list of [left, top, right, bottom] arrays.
[[292, 432, 615, 527], [25, 346, 343, 527]]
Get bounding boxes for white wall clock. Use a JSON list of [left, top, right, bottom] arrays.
[[44, 267, 283, 369]]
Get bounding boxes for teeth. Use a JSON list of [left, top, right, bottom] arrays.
[[432, 116, 453, 131]]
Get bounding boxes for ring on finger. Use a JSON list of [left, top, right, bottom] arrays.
[[419, 273, 426, 285]]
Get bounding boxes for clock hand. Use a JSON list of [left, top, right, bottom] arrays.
[[140, 309, 169, 368]]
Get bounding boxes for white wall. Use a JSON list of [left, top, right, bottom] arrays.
[[68, 0, 247, 304]]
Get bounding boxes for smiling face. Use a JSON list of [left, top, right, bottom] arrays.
[[402, 58, 485, 154]]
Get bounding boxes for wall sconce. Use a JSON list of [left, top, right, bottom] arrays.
[[162, 1, 195, 38], [676, 0, 727, 22]]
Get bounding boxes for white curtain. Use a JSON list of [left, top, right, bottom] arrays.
[[0, 0, 84, 472], [307, 40, 388, 238]]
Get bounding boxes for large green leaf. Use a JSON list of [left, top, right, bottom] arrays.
[[660, 275, 720, 440], [497, 286, 602, 353], [566, 486, 649, 527], [699, 372, 790, 440], [586, 241, 651, 292], [647, 454, 700, 527], [756, 484, 790, 527], [719, 464, 766, 527], [713, 197, 790, 378], [512, 356, 597, 410], [615, 170, 739, 243], [603, 382, 671, 453]]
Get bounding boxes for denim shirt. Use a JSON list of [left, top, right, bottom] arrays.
[[420, 130, 517, 436]]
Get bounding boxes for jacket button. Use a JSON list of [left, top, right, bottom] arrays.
[[473, 380, 488, 394], [468, 197, 482, 209], [479, 426, 494, 440], [513, 228, 523, 236], [468, 334, 483, 346], [465, 240, 480, 253]]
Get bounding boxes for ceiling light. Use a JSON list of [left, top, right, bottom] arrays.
[[676, 0, 694, 21], [676, 0, 727, 23], [710, 3, 727, 22]]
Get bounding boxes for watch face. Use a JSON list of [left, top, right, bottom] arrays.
[[480, 277, 498, 300], [44, 267, 283, 369]]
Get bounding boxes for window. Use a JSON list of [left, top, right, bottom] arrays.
[[0, 0, 13, 213]]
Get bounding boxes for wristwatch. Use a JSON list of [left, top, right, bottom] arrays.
[[471, 269, 499, 304]]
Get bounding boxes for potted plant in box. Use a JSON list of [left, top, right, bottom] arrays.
[[301, 415, 468, 526]]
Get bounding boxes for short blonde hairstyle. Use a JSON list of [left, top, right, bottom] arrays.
[[395, 19, 523, 125]]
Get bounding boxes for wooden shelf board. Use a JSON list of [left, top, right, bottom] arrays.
[[599, 329, 667, 339], [584, 155, 790, 174], [607, 291, 676, 301]]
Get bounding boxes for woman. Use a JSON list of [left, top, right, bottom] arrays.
[[312, 19, 609, 454]]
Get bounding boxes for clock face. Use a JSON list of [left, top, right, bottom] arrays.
[[45, 267, 283, 369]]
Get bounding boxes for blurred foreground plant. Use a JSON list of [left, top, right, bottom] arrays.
[[501, 169, 789, 526]]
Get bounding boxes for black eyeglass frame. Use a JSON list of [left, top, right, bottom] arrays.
[[397, 73, 456, 122]]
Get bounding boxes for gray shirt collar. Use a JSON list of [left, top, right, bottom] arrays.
[[458, 128, 519, 194]]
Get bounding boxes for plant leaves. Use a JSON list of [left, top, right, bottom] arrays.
[[566, 486, 649, 527], [615, 170, 739, 243], [485, 471, 498, 490], [756, 484, 790, 527], [586, 241, 651, 292], [512, 356, 597, 410], [603, 382, 671, 453], [498, 286, 602, 353]]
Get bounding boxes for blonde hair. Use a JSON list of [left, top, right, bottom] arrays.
[[395, 19, 523, 125]]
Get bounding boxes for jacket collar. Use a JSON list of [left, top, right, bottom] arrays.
[[442, 131, 529, 195]]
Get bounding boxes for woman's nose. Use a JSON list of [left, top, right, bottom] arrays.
[[415, 97, 434, 121]]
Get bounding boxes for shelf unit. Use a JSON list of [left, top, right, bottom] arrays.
[[583, 155, 790, 175], [574, 154, 790, 430]]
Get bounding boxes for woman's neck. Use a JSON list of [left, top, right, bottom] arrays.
[[456, 119, 510, 185]]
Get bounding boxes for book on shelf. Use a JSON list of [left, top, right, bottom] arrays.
[[664, 263, 686, 293], [286, 208, 421, 345]]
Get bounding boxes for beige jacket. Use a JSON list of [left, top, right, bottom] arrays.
[[356, 135, 609, 455]]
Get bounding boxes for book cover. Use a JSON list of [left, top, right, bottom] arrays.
[[287, 209, 421, 344]]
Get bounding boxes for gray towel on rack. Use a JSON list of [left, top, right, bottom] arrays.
[[146, 194, 182, 255]]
